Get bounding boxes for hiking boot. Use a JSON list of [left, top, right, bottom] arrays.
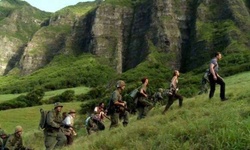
[[221, 98, 228, 101], [123, 122, 128, 127]]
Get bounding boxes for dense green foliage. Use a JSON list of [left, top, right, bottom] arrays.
[[0, 54, 117, 94], [0, 88, 44, 110]]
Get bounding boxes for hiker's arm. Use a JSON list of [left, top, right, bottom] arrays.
[[210, 63, 217, 80], [114, 101, 125, 107], [102, 112, 110, 120], [139, 87, 147, 98], [46, 112, 61, 128], [158, 93, 163, 99]]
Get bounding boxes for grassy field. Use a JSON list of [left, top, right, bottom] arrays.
[[0, 86, 90, 103], [0, 71, 250, 150]]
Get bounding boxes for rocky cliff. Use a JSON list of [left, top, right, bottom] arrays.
[[0, 0, 249, 76]]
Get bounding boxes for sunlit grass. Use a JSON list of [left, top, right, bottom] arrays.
[[0, 86, 91, 103], [0, 71, 250, 150]]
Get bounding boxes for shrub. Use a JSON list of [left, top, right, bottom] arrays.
[[80, 99, 100, 114], [46, 90, 76, 104]]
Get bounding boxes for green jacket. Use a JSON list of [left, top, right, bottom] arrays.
[[4, 134, 24, 150], [46, 109, 63, 130]]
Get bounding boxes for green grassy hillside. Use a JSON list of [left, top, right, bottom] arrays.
[[63, 71, 250, 150], [0, 71, 250, 149], [0, 86, 90, 103]]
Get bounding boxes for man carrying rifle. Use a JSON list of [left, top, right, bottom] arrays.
[[44, 102, 66, 150], [108, 80, 129, 129]]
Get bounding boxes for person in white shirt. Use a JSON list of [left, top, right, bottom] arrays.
[[94, 102, 109, 121], [62, 109, 77, 145]]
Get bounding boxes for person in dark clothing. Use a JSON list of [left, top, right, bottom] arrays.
[[208, 52, 228, 101], [162, 70, 183, 114]]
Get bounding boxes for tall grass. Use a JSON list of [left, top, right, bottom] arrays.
[[0, 71, 250, 150], [65, 71, 250, 150]]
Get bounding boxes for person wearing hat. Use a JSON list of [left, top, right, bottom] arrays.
[[4, 126, 28, 150], [44, 102, 66, 150], [108, 80, 129, 129], [62, 109, 77, 145]]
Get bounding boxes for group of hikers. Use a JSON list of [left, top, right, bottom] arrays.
[[87, 51, 228, 132], [0, 52, 228, 150]]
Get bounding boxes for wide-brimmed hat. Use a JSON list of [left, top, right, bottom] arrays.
[[68, 109, 76, 114], [54, 102, 63, 108]]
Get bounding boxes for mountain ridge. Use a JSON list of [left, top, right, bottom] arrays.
[[0, 0, 249, 96]]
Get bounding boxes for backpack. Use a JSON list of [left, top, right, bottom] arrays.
[[39, 108, 49, 130], [129, 86, 141, 105], [129, 88, 139, 99], [85, 116, 91, 127]]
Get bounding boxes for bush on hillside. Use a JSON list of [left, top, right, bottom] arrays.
[[80, 99, 100, 114], [25, 88, 44, 106], [0, 89, 44, 110], [0, 98, 27, 110], [76, 86, 109, 101], [0, 55, 117, 94], [46, 90, 76, 104]]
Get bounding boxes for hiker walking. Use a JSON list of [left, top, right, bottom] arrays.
[[44, 102, 66, 150], [108, 80, 129, 129], [208, 52, 228, 101], [136, 77, 153, 120], [62, 109, 77, 145], [162, 70, 183, 114], [4, 126, 32, 150]]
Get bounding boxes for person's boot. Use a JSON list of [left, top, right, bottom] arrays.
[[123, 122, 128, 127]]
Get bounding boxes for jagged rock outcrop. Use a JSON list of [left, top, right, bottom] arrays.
[[0, 0, 250, 75], [0, 0, 50, 75], [20, 10, 77, 74]]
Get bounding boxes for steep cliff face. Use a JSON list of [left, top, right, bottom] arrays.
[[0, 0, 50, 75], [91, 4, 134, 73], [19, 11, 77, 75], [184, 0, 250, 71], [0, 35, 23, 75], [71, 0, 183, 73], [0, 0, 249, 76], [19, 3, 98, 75]]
